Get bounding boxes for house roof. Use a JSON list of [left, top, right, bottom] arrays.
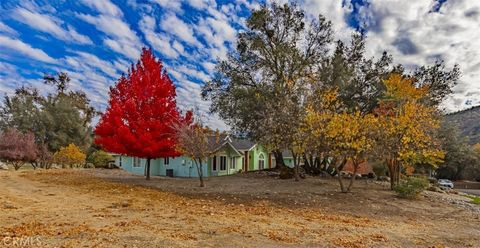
[[206, 135, 244, 156], [206, 135, 229, 151], [230, 138, 256, 151]]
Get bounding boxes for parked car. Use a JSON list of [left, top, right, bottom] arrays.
[[438, 179, 454, 189]]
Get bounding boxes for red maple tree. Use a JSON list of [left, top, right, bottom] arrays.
[[95, 48, 190, 180]]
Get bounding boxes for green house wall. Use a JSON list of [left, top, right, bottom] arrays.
[[246, 144, 270, 171], [208, 144, 243, 176], [114, 143, 274, 178]]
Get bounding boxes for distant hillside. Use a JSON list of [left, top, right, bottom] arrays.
[[445, 105, 480, 145]]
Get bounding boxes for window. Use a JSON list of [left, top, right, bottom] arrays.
[[230, 157, 236, 169], [119, 156, 122, 167], [133, 157, 141, 168], [164, 157, 170, 165], [259, 154, 265, 170], [220, 156, 227, 171], [212, 156, 217, 171]]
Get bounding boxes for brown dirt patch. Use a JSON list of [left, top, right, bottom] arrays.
[[0, 169, 478, 247]]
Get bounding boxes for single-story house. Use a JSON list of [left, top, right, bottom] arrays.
[[113, 135, 275, 178]]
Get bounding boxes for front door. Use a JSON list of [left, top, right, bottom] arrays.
[[259, 154, 265, 170]]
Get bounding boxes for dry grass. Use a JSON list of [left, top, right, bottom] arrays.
[[0, 169, 478, 247]]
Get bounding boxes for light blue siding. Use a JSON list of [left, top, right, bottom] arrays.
[[117, 155, 209, 178], [117, 156, 145, 175], [160, 157, 209, 178]]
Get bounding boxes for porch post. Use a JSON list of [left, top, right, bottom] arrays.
[[268, 153, 272, 169], [244, 151, 249, 172]]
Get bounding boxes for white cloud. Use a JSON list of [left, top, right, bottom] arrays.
[[76, 14, 137, 42], [12, 8, 93, 45], [77, 13, 142, 60], [0, 22, 18, 36], [0, 61, 16, 74], [150, 0, 182, 11], [139, 15, 179, 59], [175, 78, 228, 130], [0, 35, 56, 63], [187, 0, 213, 10], [172, 40, 185, 54], [300, 0, 354, 41], [357, 0, 480, 111], [104, 38, 141, 61], [66, 51, 120, 78], [80, 0, 123, 17], [201, 61, 216, 73], [77, 0, 142, 60], [177, 65, 210, 82], [114, 59, 130, 72], [161, 13, 202, 48]]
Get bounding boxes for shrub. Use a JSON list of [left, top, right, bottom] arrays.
[[466, 195, 480, 205], [394, 177, 429, 198], [0, 129, 37, 170], [53, 144, 86, 168], [84, 162, 95, 168], [371, 161, 387, 177], [87, 150, 113, 168], [428, 177, 438, 184]]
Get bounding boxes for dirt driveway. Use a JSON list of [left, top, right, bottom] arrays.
[[0, 169, 479, 247], [459, 189, 480, 196]]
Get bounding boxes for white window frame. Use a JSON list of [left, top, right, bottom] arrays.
[[164, 157, 170, 166], [133, 157, 141, 168], [220, 156, 227, 171]]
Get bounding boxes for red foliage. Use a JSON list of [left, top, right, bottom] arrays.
[[95, 48, 190, 159], [0, 129, 37, 169]]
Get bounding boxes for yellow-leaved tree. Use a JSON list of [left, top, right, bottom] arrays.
[[375, 74, 444, 189], [53, 143, 86, 168], [304, 89, 378, 192]]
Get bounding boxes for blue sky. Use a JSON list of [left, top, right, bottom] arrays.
[[0, 0, 479, 129]]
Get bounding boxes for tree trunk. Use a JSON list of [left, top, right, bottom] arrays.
[[303, 154, 311, 173], [12, 161, 23, 171], [334, 157, 348, 193], [314, 157, 321, 170], [145, 158, 151, 181], [292, 152, 300, 182], [196, 158, 205, 187], [346, 159, 359, 192], [273, 149, 287, 168], [396, 162, 401, 186], [337, 174, 347, 193], [386, 158, 396, 190]]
